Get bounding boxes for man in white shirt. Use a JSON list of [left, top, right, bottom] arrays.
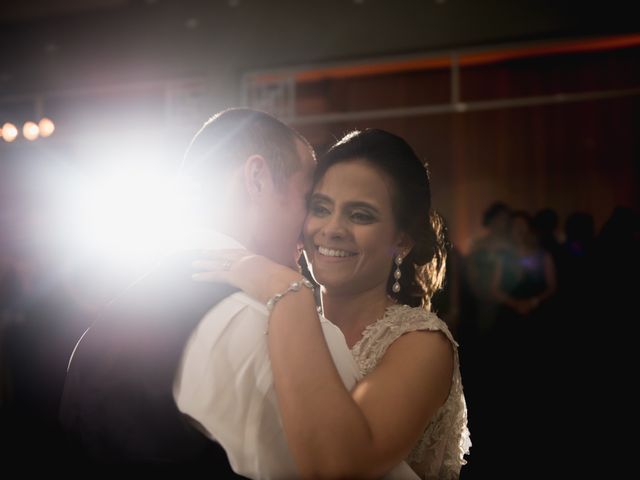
[[174, 231, 360, 478], [60, 108, 360, 477]]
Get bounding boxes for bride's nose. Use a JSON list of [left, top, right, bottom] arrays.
[[321, 212, 348, 239]]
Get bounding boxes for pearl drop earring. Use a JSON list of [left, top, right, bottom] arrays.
[[392, 255, 403, 293]]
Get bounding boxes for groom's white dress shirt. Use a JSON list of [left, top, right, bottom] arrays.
[[173, 231, 360, 479], [173, 230, 419, 480]]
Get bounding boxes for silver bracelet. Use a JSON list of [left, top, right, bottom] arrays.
[[266, 277, 315, 313]]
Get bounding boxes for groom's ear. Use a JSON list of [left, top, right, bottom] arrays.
[[243, 154, 274, 199]]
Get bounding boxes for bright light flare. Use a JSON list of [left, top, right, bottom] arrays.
[[70, 170, 204, 266]]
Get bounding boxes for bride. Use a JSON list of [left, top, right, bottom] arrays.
[[195, 129, 471, 479]]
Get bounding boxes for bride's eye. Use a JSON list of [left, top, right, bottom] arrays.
[[309, 203, 330, 217], [350, 211, 375, 224]]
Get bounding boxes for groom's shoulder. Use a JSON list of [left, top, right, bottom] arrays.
[[103, 251, 238, 320], [197, 290, 269, 332], [224, 290, 268, 315]]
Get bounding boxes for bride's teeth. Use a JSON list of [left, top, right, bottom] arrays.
[[318, 246, 354, 257]]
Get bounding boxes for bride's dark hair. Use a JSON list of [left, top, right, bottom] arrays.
[[316, 129, 448, 309]]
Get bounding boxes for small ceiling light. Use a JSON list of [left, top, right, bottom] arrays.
[[23, 121, 40, 141], [39, 118, 55, 138], [1, 122, 18, 142]]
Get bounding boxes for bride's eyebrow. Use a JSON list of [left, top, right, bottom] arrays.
[[309, 193, 333, 204], [345, 201, 380, 214]]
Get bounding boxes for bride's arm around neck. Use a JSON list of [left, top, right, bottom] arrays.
[[266, 272, 454, 479]]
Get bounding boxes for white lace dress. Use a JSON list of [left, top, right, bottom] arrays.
[[351, 305, 471, 480]]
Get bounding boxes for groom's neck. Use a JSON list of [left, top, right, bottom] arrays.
[[210, 217, 252, 251]]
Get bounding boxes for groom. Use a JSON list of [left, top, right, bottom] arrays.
[[59, 108, 360, 476]]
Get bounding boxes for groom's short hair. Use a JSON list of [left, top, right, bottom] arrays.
[[181, 108, 311, 189]]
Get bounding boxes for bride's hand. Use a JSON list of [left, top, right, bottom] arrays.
[[192, 249, 301, 304]]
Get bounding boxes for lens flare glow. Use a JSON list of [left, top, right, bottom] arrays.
[[69, 170, 204, 266]]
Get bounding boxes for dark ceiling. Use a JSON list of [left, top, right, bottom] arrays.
[[0, 0, 638, 97], [0, 0, 130, 23]]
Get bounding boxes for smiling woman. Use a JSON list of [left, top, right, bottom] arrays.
[[277, 130, 469, 479]]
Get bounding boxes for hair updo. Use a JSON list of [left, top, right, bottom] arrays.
[[316, 129, 448, 309]]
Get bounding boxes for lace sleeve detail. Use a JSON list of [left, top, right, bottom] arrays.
[[351, 305, 471, 480]]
